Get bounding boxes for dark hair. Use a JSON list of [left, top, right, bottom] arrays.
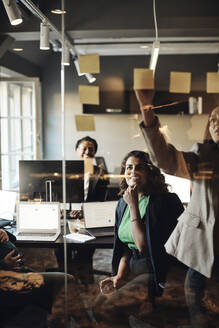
[[119, 150, 169, 196], [203, 105, 219, 142], [75, 136, 98, 153]]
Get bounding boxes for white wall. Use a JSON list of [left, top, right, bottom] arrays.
[[42, 55, 209, 173], [45, 87, 208, 173]]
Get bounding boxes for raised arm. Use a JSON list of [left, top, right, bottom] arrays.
[[135, 90, 191, 179]]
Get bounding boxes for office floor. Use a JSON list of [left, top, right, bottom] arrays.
[[17, 248, 219, 328]]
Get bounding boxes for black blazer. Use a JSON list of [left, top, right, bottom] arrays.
[[112, 192, 184, 295]]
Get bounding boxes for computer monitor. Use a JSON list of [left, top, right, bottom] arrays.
[[19, 160, 84, 203]]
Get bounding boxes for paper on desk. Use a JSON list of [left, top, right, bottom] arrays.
[[83, 201, 117, 228], [64, 232, 96, 243]]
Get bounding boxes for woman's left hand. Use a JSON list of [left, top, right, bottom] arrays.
[[0, 229, 9, 243], [123, 185, 138, 206]]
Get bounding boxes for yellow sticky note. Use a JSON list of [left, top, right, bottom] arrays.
[[75, 115, 95, 131], [133, 68, 154, 90], [84, 158, 94, 174], [169, 72, 191, 94], [206, 72, 219, 93], [79, 54, 100, 73], [79, 85, 99, 105]]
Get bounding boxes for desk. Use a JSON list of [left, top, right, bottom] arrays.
[[7, 225, 113, 249], [17, 235, 114, 278], [15, 234, 114, 249], [7, 224, 114, 280]]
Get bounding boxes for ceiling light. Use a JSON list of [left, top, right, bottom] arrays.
[[62, 45, 70, 66], [51, 9, 66, 14], [149, 40, 160, 71], [140, 45, 148, 49], [12, 47, 23, 52], [149, 0, 159, 72], [50, 40, 61, 52], [40, 21, 50, 50], [2, 0, 23, 25]]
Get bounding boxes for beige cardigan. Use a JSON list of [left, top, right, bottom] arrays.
[[140, 119, 219, 278]]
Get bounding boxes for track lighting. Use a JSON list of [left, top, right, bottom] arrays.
[[73, 58, 85, 76], [85, 73, 96, 84], [62, 45, 70, 66], [73, 57, 96, 83], [40, 21, 50, 50], [2, 0, 23, 26], [50, 40, 61, 52]]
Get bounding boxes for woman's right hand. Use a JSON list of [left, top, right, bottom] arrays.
[[141, 105, 156, 127], [134, 89, 156, 127]]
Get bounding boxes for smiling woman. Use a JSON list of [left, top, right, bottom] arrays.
[[119, 150, 168, 197], [92, 150, 184, 328]]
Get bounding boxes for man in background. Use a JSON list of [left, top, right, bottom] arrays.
[[56, 136, 108, 284], [75, 136, 108, 202]]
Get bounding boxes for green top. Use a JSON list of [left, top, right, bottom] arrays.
[[118, 195, 150, 249]]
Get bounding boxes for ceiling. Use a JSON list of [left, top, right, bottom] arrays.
[[0, 0, 219, 69]]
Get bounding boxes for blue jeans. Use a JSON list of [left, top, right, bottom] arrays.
[[184, 268, 206, 315]]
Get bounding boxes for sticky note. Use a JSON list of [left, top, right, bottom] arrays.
[[133, 68, 154, 90], [206, 72, 219, 93], [79, 85, 99, 105], [75, 115, 95, 131], [169, 72, 191, 94], [79, 54, 100, 73]]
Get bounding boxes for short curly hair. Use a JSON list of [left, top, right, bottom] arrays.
[[75, 136, 98, 153], [119, 150, 169, 196]]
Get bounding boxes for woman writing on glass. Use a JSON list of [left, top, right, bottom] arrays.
[[135, 89, 219, 327], [93, 150, 184, 328]]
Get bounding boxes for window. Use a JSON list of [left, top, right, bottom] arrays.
[[0, 77, 41, 191]]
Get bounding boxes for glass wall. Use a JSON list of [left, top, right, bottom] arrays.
[[0, 1, 218, 327]]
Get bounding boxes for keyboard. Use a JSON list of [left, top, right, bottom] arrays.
[[16, 232, 60, 241]]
